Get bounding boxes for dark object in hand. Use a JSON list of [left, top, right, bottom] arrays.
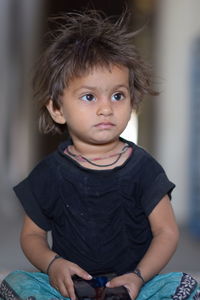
[[73, 274, 131, 300]]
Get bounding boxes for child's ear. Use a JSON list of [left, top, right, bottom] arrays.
[[46, 99, 66, 124]]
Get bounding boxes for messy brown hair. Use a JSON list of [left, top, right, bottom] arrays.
[[33, 10, 155, 134]]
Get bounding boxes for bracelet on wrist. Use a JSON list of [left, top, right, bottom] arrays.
[[46, 255, 62, 274], [132, 268, 145, 284]]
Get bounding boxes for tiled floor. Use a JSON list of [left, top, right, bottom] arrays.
[[1, 217, 200, 282]]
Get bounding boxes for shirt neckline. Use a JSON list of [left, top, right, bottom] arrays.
[[56, 137, 136, 174]]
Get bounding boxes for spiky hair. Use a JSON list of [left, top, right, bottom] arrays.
[[33, 10, 154, 134]]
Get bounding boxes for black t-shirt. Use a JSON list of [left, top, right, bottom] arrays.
[[14, 138, 175, 275]]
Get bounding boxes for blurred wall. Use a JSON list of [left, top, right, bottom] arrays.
[[0, 0, 47, 271], [0, 0, 45, 219], [154, 0, 200, 224]]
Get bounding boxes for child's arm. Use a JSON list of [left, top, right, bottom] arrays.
[[106, 195, 179, 300], [20, 214, 92, 300]]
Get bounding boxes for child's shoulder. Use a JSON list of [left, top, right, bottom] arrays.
[[31, 151, 58, 174], [27, 146, 63, 185], [28, 139, 71, 178]]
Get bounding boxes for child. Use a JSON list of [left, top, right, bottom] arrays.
[[0, 10, 199, 300]]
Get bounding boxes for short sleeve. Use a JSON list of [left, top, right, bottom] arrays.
[[13, 159, 56, 231], [139, 153, 175, 216]]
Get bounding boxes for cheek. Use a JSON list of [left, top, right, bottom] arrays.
[[120, 108, 132, 128], [66, 111, 90, 128], [120, 104, 132, 119], [115, 111, 130, 129]]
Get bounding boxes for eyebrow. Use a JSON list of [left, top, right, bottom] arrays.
[[74, 84, 130, 93], [112, 84, 130, 91]]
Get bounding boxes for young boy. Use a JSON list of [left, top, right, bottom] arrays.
[[0, 10, 199, 300]]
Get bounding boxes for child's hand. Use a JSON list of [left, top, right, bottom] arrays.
[[106, 273, 144, 300], [48, 258, 92, 300]]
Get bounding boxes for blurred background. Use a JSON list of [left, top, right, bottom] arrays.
[[0, 0, 200, 279]]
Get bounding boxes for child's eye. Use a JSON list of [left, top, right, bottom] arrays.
[[111, 92, 125, 101], [81, 94, 95, 102]]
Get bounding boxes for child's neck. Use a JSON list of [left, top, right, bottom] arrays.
[[66, 138, 132, 170], [71, 138, 124, 158]]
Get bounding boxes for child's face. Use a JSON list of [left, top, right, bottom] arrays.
[[47, 65, 132, 146]]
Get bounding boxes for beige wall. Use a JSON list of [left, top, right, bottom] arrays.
[[0, 0, 45, 221], [0, 0, 47, 271], [154, 0, 200, 224]]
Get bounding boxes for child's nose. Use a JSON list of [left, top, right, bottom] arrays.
[[96, 99, 113, 116]]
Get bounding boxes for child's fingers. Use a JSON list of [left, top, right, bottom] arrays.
[[56, 275, 76, 300], [124, 284, 137, 300], [106, 280, 137, 300], [73, 265, 92, 280], [57, 281, 70, 299], [63, 276, 76, 300], [106, 275, 125, 288], [106, 274, 141, 300]]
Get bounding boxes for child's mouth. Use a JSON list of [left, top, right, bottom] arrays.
[[94, 122, 115, 129]]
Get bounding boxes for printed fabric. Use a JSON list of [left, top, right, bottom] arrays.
[[0, 270, 199, 300]]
